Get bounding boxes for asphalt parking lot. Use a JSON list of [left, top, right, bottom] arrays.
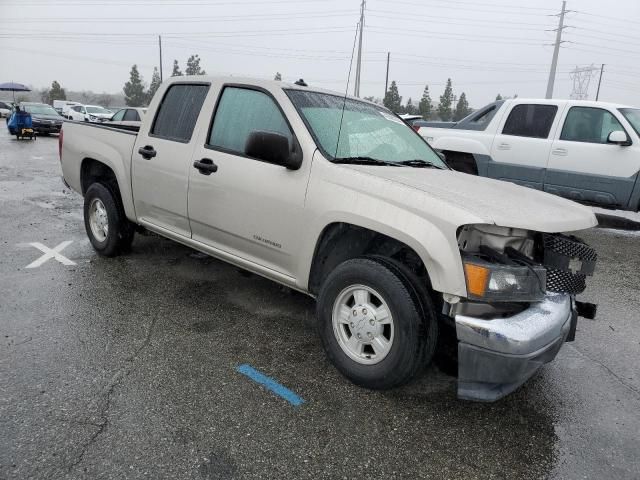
[[1, 129, 639, 480]]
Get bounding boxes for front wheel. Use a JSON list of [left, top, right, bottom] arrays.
[[83, 182, 134, 256], [317, 257, 437, 390]]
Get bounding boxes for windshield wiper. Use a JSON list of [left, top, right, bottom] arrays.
[[396, 159, 446, 169], [332, 156, 402, 167]]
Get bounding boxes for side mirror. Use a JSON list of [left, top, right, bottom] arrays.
[[437, 151, 446, 161], [607, 130, 630, 146], [245, 130, 302, 170]]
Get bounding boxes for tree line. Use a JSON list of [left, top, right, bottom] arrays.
[[33, 66, 513, 116], [123, 54, 206, 107], [373, 79, 470, 121]]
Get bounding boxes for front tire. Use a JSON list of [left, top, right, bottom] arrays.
[[83, 183, 134, 257], [317, 257, 436, 390]]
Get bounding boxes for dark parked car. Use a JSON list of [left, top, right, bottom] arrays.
[[20, 102, 64, 135]]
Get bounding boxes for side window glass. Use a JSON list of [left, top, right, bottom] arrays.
[[560, 107, 624, 144], [112, 110, 125, 121], [151, 84, 210, 142], [124, 109, 138, 121], [502, 104, 558, 138], [208, 87, 292, 155]]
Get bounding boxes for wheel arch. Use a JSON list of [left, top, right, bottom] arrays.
[[306, 221, 458, 298], [80, 157, 136, 221]]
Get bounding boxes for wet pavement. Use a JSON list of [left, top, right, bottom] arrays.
[[1, 129, 639, 480]]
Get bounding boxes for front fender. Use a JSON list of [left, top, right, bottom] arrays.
[[297, 157, 484, 296]]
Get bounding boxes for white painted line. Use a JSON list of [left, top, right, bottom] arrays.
[[25, 241, 76, 268]]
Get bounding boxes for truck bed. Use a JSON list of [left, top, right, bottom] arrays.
[[60, 120, 138, 219]]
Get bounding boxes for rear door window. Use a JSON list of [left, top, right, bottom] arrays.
[[502, 104, 558, 139], [124, 109, 140, 121], [151, 83, 210, 142], [560, 106, 626, 144], [208, 86, 292, 155]]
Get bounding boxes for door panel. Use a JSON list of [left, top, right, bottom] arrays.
[[488, 102, 563, 189], [132, 82, 210, 237], [545, 106, 640, 207], [187, 85, 308, 277]]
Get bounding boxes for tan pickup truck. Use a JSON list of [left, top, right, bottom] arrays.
[[59, 76, 598, 401]]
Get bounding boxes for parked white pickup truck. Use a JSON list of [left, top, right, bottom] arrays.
[[417, 99, 640, 211], [59, 76, 599, 401]]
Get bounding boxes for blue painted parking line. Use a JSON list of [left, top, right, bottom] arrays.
[[236, 364, 305, 407]]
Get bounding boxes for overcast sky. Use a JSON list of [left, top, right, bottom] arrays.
[[1, 0, 638, 107]]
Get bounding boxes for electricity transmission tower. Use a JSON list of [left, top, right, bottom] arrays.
[[569, 65, 600, 100]]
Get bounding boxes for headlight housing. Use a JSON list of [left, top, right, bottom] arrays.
[[463, 255, 546, 302]]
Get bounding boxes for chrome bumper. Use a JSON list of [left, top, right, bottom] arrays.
[[455, 294, 573, 402]]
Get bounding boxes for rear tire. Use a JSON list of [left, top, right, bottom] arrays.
[[83, 182, 134, 257], [317, 257, 436, 390]]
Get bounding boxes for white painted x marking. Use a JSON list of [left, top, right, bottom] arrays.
[[25, 241, 76, 268]]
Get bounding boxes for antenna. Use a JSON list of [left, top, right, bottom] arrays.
[[334, 22, 361, 159]]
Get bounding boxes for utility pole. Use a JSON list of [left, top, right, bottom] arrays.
[[354, 0, 365, 97], [596, 63, 605, 101], [384, 52, 390, 98], [545, 0, 568, 99], [158, 35, 164, 82]]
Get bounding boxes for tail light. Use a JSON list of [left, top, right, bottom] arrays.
[[58, 127, 63, 160], [412, 125, 421, 132]]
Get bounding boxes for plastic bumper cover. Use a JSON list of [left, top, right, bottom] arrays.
[[455, 294, 573, 402]]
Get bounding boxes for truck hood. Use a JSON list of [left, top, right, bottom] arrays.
[[344, 165, 598, 233]]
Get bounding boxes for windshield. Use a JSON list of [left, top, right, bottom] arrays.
[[286, 90, 447, 167], [86, 106, 110, 114], [619, 108, 640, 137], [22, 104, 60, 116]]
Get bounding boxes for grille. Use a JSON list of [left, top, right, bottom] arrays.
[[546, 268, 587, 294], [542, 234, 597, 295], [543, 234, 598, 262]]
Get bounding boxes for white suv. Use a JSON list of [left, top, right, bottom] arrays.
[[67, 104, 113, 123]]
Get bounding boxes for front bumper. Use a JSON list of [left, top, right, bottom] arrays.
[[455, 294, 573, 402], [33, 122, 62, 133]]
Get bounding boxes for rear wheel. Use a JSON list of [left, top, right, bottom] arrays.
[[317, 257, 437, 390], [83, 182, 134, 256]]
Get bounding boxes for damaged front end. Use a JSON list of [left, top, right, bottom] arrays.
[[447, 224, 597, 402]]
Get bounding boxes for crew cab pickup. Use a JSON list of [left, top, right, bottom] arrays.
[[417, 99, 640, 211], [59, 77, 599, 402]]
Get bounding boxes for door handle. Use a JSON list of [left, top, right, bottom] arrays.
[[552, 148, 568, 156], [193, 158, 218, 175], [497, 142, 511, 150], [138, 145, 156, 159]]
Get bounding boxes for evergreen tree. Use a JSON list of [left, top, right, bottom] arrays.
[[383, 81, 402, 113], [185, 54, 206, 75], [123, 65, 147, 107], [405, 97, 416, 115], [453, 92, 470, 121], [171, 60, 182, 77], [147, 67, 162, 102], [418, 84, 433, 120], [437, 78, 454, 121], [274, 72, 282, 81], [48, 81, 66, 103], [496, 93, 503, 101]]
